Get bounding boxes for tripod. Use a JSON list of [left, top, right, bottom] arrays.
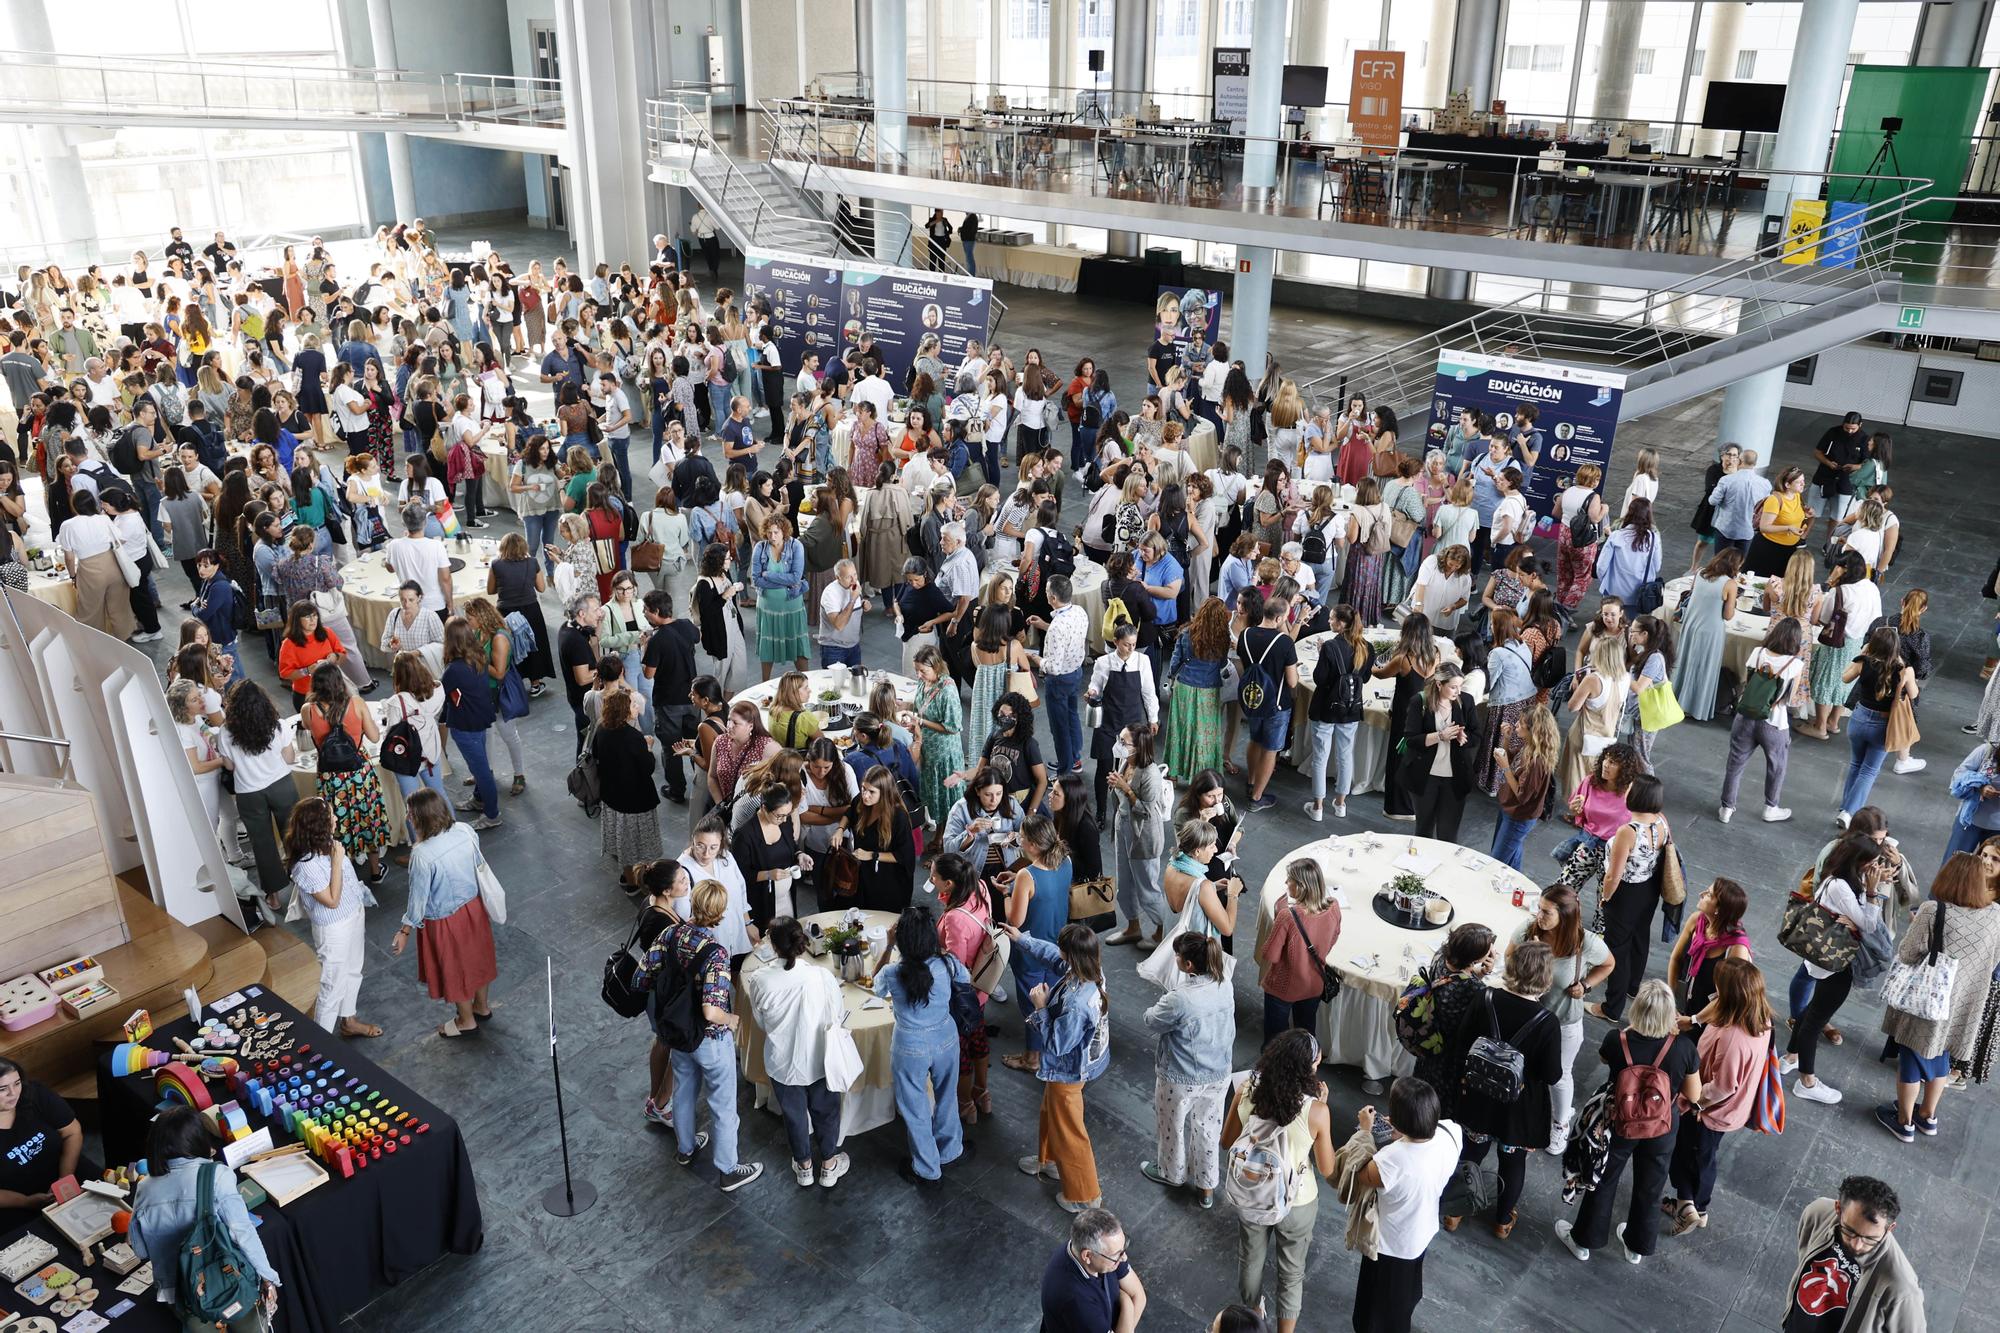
[[1858, 127, 1903, 202]]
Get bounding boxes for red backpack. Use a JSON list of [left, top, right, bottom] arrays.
[[1609, 1031, 1674, 1140]]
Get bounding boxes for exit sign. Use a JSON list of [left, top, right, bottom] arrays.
[[1898, 306, 1925, 329]]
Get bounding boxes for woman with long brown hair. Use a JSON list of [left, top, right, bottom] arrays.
[[298, 661, 391, 884], [1833, 623, 1916, 824], [1007, 921, 1110, 1211], [1373, 611, 1440, 821], [837, 765, 916, 915], [1511, 883, 1613, 1155], [285, 796, 381, 1038], [390, 789, 498, 1039], [1663, 956, 1771, 1234], [1160, 596, 1231, 782]]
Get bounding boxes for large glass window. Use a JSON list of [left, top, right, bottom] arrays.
[[1495, 2, 1584, 120], [1574, 2, 1695, 140], [1152, 0, 1207, 98], [995, 0, 1054, 90]]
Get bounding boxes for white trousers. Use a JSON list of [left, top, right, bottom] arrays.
[[311, 910, 367, 1029]]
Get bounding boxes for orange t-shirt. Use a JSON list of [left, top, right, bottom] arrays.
[[277, 631, 345, 695]]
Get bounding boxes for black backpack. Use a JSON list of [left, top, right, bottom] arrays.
[[1463, 990, 1549, 1105], [650, 931, 722, 1051], [687, 467, 721, 509], [1568, 502, 1603, 550], [1237, 629, 1285, 718], [717, 346, 739, 382], [311, 707, 365, 775], [1025, 526, 1076, 601], [1301, 517, 1335, 567], [620, 498, 639, 543], [1530, 640, 1567, 692], [379, 698, 425, 777], [602, 907, 666, 1018], [223, 578, 254, 633]]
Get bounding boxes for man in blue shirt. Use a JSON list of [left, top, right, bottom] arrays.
[[1707, 447, 1771, 556], [716, 395, 760, 470], [1039, 1207, 1145, 1333], [538, 331, 586, 396]]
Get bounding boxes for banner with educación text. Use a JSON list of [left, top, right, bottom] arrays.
[[743, 248, 844, 373], [1428, 351, 1626, 539], [839, 260, 994, 388]]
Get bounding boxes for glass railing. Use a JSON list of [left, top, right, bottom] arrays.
[[0, 49, 457, 122]]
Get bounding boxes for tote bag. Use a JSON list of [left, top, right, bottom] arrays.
[[475, 849, 508, 925], [1881, 903, 1956, 1024], [1137, 878, 1236, 989], [824, 1017, 864, 1092], [1637, 680, 1685, 733], [1884, 692, 1921, 753]]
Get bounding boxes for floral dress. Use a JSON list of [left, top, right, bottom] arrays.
[[302, 700, 392, 860], [917, 679, 964, 829]]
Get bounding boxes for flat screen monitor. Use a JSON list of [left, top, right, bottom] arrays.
[[1282, 64, 1328, 108], [1701, 81, 1785, 133]]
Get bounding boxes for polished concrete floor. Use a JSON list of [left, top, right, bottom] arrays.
[[134, 236, 2000, 1331]]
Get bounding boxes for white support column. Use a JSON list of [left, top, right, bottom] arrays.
[[1590, 0, 1644, 124], [364, 0, 416, 225], [1106, 0, 1151, 259], [1233, 0, 1289, 383], [1427, 0, 1502, 302], [1715, 0, 1861, 467], [7, 0, 98, 266], [559, 0, 653, 275], [1916, 0, 1991, 65], [872, 0, 911, 265]]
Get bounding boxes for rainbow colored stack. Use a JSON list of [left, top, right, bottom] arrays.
[[109, 1042, 173, 1075]]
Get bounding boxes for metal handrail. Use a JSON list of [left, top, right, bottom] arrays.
[[647, 98, 845, 262], [449, 72, 564, 127], [1296, 179, 1935, 412], [0, 48, 456, 123]]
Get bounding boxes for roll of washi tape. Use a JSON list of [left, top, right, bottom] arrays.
[[154, 1062, 213, 1112]]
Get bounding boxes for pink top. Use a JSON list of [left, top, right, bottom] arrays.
[[1695, 1023, 1766, 1132], [1572, 778, 1632, 841], [938, 897, 993, 1004]]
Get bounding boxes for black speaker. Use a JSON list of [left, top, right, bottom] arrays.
[[1088, 48, 1105, 72]]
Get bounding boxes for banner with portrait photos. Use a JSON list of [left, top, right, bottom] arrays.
[[1428, 350, 1625, 537], [743, 249, 845, 376]]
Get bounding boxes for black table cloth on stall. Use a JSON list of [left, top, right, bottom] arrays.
[[94, 989, 483, 1333]]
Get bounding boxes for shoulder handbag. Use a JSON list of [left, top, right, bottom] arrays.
[[1658, 828, 1687, 907], [601, 906, 662, 1018], [1881, 903, 1957, 1023], [824, 1014, 864, 1092], [1005, 663, 1041, 708], [1883, 690, 1921, 753], [1069, 874, 1115, 921], [1777, 886, 1861, 973], [954, 907, 1010, 995], [474, 848, 507, 925], [1290, 903, 1342, 1003], [1818, 587, 1848, 649], [1138, 880, 1237, 989], [1637, 679, 1685, 733], [825, 842, 860, 899], [111, 530, 142, 588], [630, 509, 664, 572]]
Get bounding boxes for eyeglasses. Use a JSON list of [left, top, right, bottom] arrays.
[[1836, 1221, 1887, 1251]]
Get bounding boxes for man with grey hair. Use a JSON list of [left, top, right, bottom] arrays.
[[817, 558, 870, 669], [1039, 1206, 1145, 1332], [385, 500, 453, 615], [718, 393, 759, 469], [935, 520, 979, 685], [558, 588, 604, 752]]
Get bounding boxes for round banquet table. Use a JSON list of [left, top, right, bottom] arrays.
[[738, 909, 901, 1138], [1285, 631, 1474, 793], [1255, 833, 1538, 1080], [21, 563, 78, 616], [731, 665, 921, 731], [479, 442, 513, 512], [282, 703, 448, 846], [1661, 573, 1772, 680], [1184, 418, 1218, 474], [340, 538, 502, 669], [1070, 557, 1108, 653]]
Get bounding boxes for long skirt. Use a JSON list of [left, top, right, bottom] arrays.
[[601, 805, 664, 865], [1161, 682, 1224, 783], [318, 764, 391, 860], [1808, 637, 1862, 707], [1477, 697, 1534, 796], [756, 585, 812, 664], [1345, 548, 1386, 626], [415, 894, 499, 1003]]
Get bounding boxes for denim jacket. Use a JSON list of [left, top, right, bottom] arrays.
[[403, 822, 483, 930], [128, 1158, 280, 1305], [1951, 743, 2000, 830], [1141, 974, 1235, 1085], [750, 537, 805, 597], [1018, 933, 1108, 1083], [943, 797, 1021, 877]]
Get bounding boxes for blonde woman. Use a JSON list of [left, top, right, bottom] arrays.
[[1622, 447, 1660, 515], [1267, 379, 1304, 476], [1557, 633, 1633, 806], [1433, 476, 1480, 556], [1490, 704, 1561, 870]]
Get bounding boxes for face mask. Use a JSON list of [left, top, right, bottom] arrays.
[[1112, 741, 1132, 763]]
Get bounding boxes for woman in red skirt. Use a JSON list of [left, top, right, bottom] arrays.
[[390, 789, 499, 1038]]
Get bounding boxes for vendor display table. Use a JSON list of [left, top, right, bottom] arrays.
[[340, 539, 501, 668], [94, 987, 483, 1333], [1255, 834, 1535, 1079], [941, 238, 1086, 293], [1661, 573, 1772, 680], [1285, 631, 1471, 793], [738, 910, 900, 1138]]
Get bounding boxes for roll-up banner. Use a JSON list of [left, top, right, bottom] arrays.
[[743, 248, 843, 371], [1428, 351, 1626, 536], [839, 260, 994, 387]]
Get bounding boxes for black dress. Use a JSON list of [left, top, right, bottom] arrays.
[[732, 816, 801, 931], [1382, 665, 1426, 818], [850, 808, 916, 915]]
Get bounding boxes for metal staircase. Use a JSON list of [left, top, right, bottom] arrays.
[[1298, 180, 1935, 423]]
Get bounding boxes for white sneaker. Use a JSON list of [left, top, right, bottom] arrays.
[[1332, 799, 1346, 819], [1716, 805, 1734, 824], [990, 985, 1009, 1004], [1303, 801, 1323, 823], [1545, 1132, 1568, 1158], [1778, 1053, 1799, 1077], [1893, 757, 1927, 775], [1793, 1078, 1843, 1105], [1615, 1223, 1642, 1265], [793, 1160, 815, 1187], [1834, 810, 1851, 830], [1763, 806, 1792, 823], [1554, 1219, 1589, 1262]]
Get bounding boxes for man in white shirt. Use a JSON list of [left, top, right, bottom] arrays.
[[592, 370, 634, 497], [690, 208, 720, 277], [900, 446, 941, 498], [1350, 1077, 1461, 1333], [851, 358, 893, 423], [794, 352, 822, 398], [817, 559, 869, 668], [1031, 574, 1089, 776], [935, 520, 980, 684], [83, 359, 120, 410], [385, 502, 454, 615]]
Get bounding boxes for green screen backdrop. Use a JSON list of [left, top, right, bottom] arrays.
[[1829, 65, 1986, 275]]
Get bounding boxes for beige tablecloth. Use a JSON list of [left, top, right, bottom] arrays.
[[281, 704, 448, 846], [942, 238, 1084, 293], [738, 909, 901, 1138], [1662, 573, 1771, 680], [1255, 834, 1536, 1078], [1285, 631, 1471, 793], [340, 539, 502, 668], [1184, 418, 1218, 474], [22, 567, 77, 616], [480, 443, 513, 512]]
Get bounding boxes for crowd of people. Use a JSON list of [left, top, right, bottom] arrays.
[[0, 223, 1984, 1333]]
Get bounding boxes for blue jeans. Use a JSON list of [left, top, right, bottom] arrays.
[[1043, 667, 1084, 775], [622, 645, 653, 716], [771, 1078, 842, 1167], [1071, 424, 1097, 472], [1011, 950, 1055, 1054], [671, 1031, 740, 1172], [707, 383, 731, 427], [1789, 964, 1816, 1021], [135, 476, 165, 547], [891, 1030, 964, 1179], [821, 641, 862, 668], [1308, 720, 1358, 804], [1945, 818, 1996, 868], [1262, 992, 1320, 1047], [1840, 705, 1889, 815], [981, 437, 1003, 487], [1312, 560, 1338, 608], [523, 510, 559, 574], [392, 765, 450, 840], [1551, 829, 1605, 865], [563, 433, 597, 461], [450, 725, 498, 818], [1490, 812, 1538, 871], [608, 435, 632, 498], [963, 238, 978, 276]]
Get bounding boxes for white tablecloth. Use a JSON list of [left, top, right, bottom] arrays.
[[1662, 573, 1772, 679], [282, 704, 449, 845], [731, 666, 920, 718], [1071, 558, 1108, 654], [738, 909, 900, 1139], [1285, 631, 1471, 793], [1255, 833, 1537, 1076], [479, 443, 512, 512], [340, 539, 502, 668], [1184, 419, 1218, 474]]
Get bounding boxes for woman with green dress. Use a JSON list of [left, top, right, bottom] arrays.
[[1160, 597, 1230, 782], [749, 513, 812, 680], [914, 646, 966, 830], [966, 604, 1027, 764]]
